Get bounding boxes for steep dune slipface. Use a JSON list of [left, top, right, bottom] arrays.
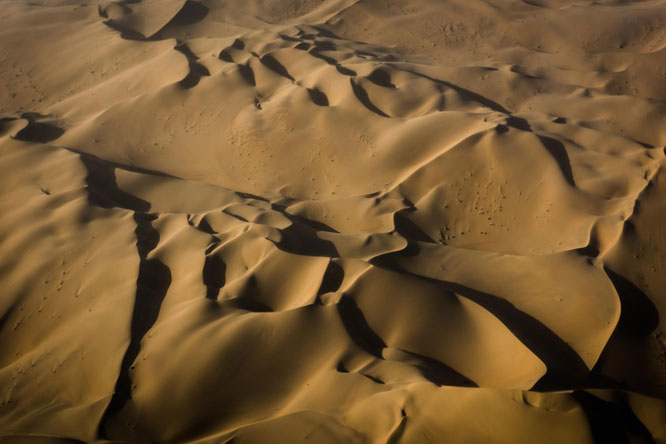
[[0, 0, 665, 442]]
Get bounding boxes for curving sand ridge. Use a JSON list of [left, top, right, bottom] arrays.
[[0, 0, 665, 442]]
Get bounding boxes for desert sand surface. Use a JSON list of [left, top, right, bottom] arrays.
[[1, 0, 666, 442]]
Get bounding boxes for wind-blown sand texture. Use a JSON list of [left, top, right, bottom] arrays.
[[1, 0, 666, 442]]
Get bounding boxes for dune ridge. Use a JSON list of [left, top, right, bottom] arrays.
[[1, 0, 665, 442]]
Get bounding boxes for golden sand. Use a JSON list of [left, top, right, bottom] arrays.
[[0, 0, 665, 442]]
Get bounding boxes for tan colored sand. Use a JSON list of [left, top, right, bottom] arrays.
[[1, 0, 665, 442]]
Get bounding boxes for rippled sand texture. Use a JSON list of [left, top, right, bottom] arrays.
[[1, 0, 666, 442]]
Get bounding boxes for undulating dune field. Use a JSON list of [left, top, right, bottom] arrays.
[[1, 0, 665, 442]]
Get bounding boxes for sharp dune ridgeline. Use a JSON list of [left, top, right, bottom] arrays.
[[1, 0, 666, 442]]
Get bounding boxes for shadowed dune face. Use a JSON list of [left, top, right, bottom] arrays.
[[1, 0, 666, 442]]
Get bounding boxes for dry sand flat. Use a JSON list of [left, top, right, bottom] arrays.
[[0, 0, 665, 442]]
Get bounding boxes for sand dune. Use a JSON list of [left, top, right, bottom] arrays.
[[1, 0, 665, 442]]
